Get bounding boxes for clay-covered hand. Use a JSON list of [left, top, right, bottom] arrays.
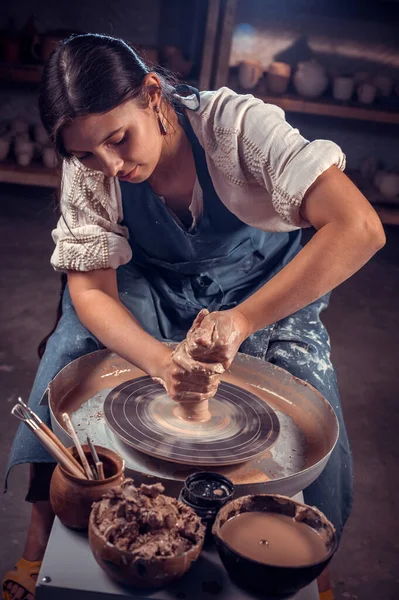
[[154, 342, 224, 403], [185, 308, 250, 369]]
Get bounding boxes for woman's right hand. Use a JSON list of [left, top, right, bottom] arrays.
[[155, 341, 224, 403]]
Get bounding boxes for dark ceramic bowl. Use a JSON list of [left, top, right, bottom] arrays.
[[89, 507, 205, 588], [212, 494, 338, 598]]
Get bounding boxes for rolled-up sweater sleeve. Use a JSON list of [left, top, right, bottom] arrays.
[[187, 88, 346, 230], [51, 158, 132, 272], [238, 98, 346, 226]]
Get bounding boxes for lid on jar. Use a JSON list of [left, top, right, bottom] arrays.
[[181, 472, 234, 509]]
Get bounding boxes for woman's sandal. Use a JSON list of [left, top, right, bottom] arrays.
[[2, 558, 41, 600], [319, 590, 335, 600]]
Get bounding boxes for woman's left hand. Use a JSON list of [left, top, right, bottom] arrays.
[[185, 308, 250, 369]]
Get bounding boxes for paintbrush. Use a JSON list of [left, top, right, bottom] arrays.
[[17, 398, 85, 476], [12, 405, 85, 479]]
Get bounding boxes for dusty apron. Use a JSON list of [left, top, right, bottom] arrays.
[[6, 99, 353, 538]]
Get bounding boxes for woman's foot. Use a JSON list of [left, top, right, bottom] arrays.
[[3, 501, 54, 600]]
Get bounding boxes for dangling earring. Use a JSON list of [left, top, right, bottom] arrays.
[[155, 105, 167, 135]]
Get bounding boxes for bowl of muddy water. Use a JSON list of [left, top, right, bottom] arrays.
[[212, 494, 338, 598]]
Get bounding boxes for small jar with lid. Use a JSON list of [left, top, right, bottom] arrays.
[[179, 472, 234, 537]]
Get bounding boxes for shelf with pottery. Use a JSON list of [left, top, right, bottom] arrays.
[[234, 60, 399, 125], [0, 161, 58, 187], [0, 120, 58, 187], [231, 62, 399, 225], [258, 94, 399, 125]]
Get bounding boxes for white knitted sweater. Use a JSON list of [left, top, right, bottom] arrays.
[[51, 87, 345, 272]]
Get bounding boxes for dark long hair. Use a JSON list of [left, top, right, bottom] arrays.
[[39, 33, 177, 157], [37, 34, 178, 359]]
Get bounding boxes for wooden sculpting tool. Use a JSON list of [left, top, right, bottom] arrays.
[[62, 412, 94, 480], [96, 461, 105, 480], [86, 435, 104, 480]]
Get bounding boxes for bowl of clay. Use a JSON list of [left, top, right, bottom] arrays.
[[89, 478, 205, 588], [212, 494, 338, 598]]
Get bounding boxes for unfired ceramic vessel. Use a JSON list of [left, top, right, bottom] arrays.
[[357, 83, 377, 104], [333, 76, 354, 102], [239, 60, 263, 90], [42, 146, 57, 168], [267, 62, 291, 95], [293, 61, 328, 98], [294, 60, 328, 98]]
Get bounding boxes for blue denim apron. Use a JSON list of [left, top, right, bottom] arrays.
[[6, 99, 353, 538]]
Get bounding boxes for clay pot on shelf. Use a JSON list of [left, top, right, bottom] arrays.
[[266, 61, 291, 95], [16, 154, 33, 166], [50, 445, 125, 530], [332, 76, 354, 102], [14, 137, 34, 166], [16, 151, 34, 166], [293, 61, 328, 98], [42, 146, 57, 168], [238, 60, 263, 90], [357, 83, 377, 105]]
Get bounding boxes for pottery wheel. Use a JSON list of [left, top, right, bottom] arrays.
[[103, 376, 280, 466]]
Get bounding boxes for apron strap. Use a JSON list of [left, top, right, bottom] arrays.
[[174, 84, 201, 112], [173, 89, 212, 193]]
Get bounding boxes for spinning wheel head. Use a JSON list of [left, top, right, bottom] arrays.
[[104, 377, 280, 467]]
